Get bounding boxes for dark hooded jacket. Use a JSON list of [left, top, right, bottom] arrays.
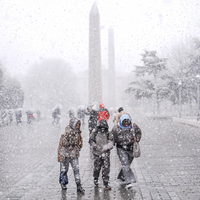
[[88, 105, 98, 131], [58, 117, 83, 162], [89, 119, 114, 156], [111, 114, 142, 148]]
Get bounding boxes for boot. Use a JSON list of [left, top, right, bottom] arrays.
[[61, 183, 67, 190], [94, 178, 98, 186], [104, 182, 111, 190], [77, 183, 85, 194]]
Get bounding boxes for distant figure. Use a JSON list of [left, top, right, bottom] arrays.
[[52, 106, 61, 125], [116, 107, 132, 124], [88, 105, 98, 135], [68, 107, 75, 119], [109, 107, 114, 118], [58, 117, 85, 194], [112, 107, 118, 125], [26, 110, 34, 124], [1, 110, 8, 125], [15, 110, 22, 124], [98, 103, 110, 122], [8, 110, 13, 123], [77, 105, 85, 125]]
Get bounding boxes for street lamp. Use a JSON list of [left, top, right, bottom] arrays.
[[178, 80, 182, 118], [196, 74, 200, 121]]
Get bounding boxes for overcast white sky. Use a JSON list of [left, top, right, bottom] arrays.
[[0, 0, 200, 76]]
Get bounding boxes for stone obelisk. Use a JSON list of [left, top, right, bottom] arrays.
[[108, 27, 116, 107], [89, 2, 102, 104]]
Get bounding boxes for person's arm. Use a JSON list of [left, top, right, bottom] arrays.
[[107, 131, 114, 150], [89, 129, 98, 150], [110, 126, 117, 146], [58, 134, 65, 162], [133, 123, 142, 142], [79, 132, 83, 149]]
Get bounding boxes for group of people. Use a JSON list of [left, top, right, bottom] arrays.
[[57, 103, 142, 195], [0, 109, 41, 126]]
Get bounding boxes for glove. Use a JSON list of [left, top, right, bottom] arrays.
[[107, 143, 113, 150], [93, 144, 97, 151], [103, 144, 108, 151]]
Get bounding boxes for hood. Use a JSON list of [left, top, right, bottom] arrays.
[[92, 105, 97, 111], [97, 119, 109, 129], [118, 114, 132, 130], [69, 117, 81, 130], [114, 107, 118, 113], [99, 103, 105, 108]]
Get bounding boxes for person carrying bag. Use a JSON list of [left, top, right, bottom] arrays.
[[111, 114, 142, 189]]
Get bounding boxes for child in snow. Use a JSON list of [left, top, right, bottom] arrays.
[[58, 117, 85, 194], [89, 119, 114, 190]]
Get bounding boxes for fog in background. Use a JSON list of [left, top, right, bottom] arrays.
[[1, 0, 200, 117]]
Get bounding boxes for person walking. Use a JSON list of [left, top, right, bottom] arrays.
[[52, 106, 61, 125], [111, 113, 142, 189], [57, 117, 85, 194], [68, 107, 75, 119], [88, 105, 98, 135], [98, 103, 110, 122], [89, 119, 114, 190], [77, 105, 86, 125], [15, 109, 22, 124], [112, 107, 118, 125], [116, 107, 132, 124], [8, 110, 13, 123]]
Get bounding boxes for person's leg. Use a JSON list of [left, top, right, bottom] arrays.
[[70, 158, 81, 184], [93, 155, 102, 186], [117, 169, 125, 181], [70, 158, 85, 194], [60, 158, 69, 189], [57, 116, 60, 124], [102, 153, 110, 183], [52, 117, 55, 125], [117, 147, 136, 185], [102, 153, 111, 190]]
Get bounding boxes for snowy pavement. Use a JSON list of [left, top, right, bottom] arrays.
[[0, 115, 200, 199]]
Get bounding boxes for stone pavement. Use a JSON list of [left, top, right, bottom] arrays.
[[0, 114, 200, 200]]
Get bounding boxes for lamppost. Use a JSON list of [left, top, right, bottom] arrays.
[[178, 80, 182, 118], [196, 74, 200, 121]]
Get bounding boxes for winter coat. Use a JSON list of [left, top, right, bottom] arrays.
[[88, 105, 98, 130], [15, 111, 22, 118], [68, 109, 74, 118], [111, 114, 142, 149], [112, 107, 118, 125], [55, 108, 61, 115], [77, 109, 85, 119], [98, 103, 110, 122], [89, 119, 114, 156], [58, 117, 83, 162]]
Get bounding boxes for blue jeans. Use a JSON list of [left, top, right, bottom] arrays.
[[60, 157, 81, 184], [117, 147, 136, 184], [52, 116, 60, 125]]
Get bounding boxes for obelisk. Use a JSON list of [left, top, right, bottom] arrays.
[[89, 2, 102, 104], [108, 27, 116, 107]]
